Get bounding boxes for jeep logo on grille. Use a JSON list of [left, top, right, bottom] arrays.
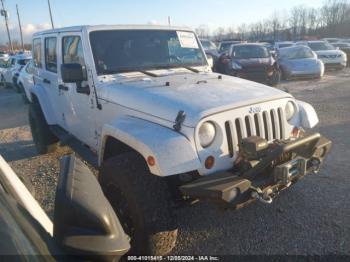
[[249, 106, 262, 114]]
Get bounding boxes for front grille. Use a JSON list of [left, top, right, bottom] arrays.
[[319, 54, 341, 59], [225, 108, 285, 157]]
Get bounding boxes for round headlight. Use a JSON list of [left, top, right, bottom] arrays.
[[285, 101, 296, 121], [199, 122, 216, 148]]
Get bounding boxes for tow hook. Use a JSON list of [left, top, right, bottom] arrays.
[[251, 188, 273, 204]]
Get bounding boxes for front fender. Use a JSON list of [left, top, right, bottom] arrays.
[[100, 116, 201, 177], [31, 84, 57, 125]]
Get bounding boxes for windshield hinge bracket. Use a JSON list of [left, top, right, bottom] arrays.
[[173, 110, 186, 132]]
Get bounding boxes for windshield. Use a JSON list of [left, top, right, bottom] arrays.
[[18, 59, 30, 66], [334, 43, 350, 48], [201, 40, 217, 50], [90, 30, 207, 75], [232, 45, 270, 59], [279, 47, 315, 60], [279, 43, 293, 48], [219, 42, 239, 53], [308, 42, 335, 51]]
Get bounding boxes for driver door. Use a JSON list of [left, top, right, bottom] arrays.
[[57, 33, 97, 149]]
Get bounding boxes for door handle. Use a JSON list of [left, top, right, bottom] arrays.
[[58, 84, 69, 91], [43, 78, 51, 84]]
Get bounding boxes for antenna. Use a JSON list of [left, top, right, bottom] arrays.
[[0, 0, 13, 52], [47, 0, 54, 29], [16, 4, 24, 51]]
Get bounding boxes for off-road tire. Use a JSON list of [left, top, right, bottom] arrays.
[[13, 78, 21, 93], [0, 74, 8, 88], [268, 68, 281, 86], [28, 103, 58, 154], [99, 152, 178, 255]]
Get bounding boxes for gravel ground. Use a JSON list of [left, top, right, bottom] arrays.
[[0, 69, 349, 255]]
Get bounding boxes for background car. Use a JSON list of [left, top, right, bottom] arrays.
[[332, 42, 350, 67], [299, 41, 347, 70], [0, 51, 9, 60], [274, 41, 294, 50], [278, 45, 324, 80], [218, 40, 245, 54], [322, 38, 341, 44], [17, 60, 35, 103], [1, 54, 31, 92], [216, 43, 280, 86]]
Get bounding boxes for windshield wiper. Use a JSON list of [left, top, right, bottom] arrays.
[[183, 66, 201, 73], [140, 70, 159, 77]]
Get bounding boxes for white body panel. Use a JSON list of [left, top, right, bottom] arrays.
[[100, 116, 201, 176]]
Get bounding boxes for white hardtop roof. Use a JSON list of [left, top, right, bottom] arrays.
[[33, 24, 193, 37]]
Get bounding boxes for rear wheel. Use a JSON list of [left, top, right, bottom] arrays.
[[0, 75, 8, 88], [99, 152, 178, 255], [28, 103, 58, 154], [13, 78, 21, 93]]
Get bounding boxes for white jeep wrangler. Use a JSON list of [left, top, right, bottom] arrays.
[[29, 25, 331, 255]]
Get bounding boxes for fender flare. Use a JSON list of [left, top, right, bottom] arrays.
[[296, 100, 319, 129], [99, 116, 201, 177], [30, 84, 57, 125]]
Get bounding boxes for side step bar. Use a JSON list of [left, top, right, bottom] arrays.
[[49, 125, 98, 168]]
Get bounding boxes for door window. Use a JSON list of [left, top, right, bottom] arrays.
[[62, 36, 85, 66], [45, 37, 57, 73], [33, 38, 42, 68], [25, 61, 34, 74]]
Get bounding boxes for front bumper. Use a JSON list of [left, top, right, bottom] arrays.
[[180, 133, 332, 208]]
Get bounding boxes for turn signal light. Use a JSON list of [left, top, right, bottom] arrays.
[[291, 127, 300, 138], [147, 156, 156, 167], [205, 156, 215, 169]]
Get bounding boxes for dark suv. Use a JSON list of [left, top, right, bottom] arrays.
[[215, 43, 280, 86]]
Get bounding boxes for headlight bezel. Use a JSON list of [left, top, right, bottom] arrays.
[[285, 101, 297, 121], [198, 121, 217, 148]]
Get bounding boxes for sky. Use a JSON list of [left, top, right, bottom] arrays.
[[0, 0, 324, 45]]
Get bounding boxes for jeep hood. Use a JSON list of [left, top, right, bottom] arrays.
[[99, 72, 292, 127]]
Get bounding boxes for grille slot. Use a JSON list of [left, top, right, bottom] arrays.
[[225, 107, 285, 157]]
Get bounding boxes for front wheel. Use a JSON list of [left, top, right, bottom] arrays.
[[99, 152, 178, 255]]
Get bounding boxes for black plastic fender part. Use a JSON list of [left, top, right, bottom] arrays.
[[54, 155, 130, 261]]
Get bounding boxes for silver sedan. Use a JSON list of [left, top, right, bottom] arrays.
[[278, 46, 324, 80]]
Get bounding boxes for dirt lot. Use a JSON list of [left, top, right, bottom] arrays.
[[0, 69, 350, 255]]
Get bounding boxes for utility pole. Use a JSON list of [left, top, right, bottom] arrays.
[[47, 0, 54, 29], [168, 16, 171, 26], [0, 0, 13, 52], [16, 4, 24, 51]]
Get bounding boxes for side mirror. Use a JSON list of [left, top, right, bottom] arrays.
[[61, 63, 86, 83], [54, 155, 130, 260]]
